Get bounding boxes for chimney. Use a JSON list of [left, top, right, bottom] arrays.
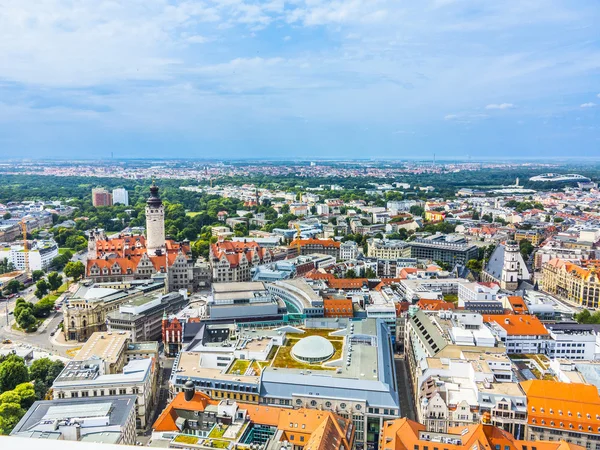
[[184, 380, 195, 402]]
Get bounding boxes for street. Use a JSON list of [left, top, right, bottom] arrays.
[[0, 281, 78, 358], [394, 355, 417, 421]]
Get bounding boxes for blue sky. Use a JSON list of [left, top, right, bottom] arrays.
[[0, 0, 599, 160]]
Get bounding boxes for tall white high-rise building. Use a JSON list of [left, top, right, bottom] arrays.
[[112, 188, 129, 206], [145, 183, 165, 256]]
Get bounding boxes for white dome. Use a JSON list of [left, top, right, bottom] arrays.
[[291, 336, 334, 363]]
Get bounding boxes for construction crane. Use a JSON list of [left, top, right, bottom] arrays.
[[20, 220, 30, 277], [294, 224, 302, 256]]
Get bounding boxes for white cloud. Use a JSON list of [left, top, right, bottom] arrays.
[[485, 103, 515, 110], [283, 36, 291, 41], [597, 93, 600, 98], [187, 35, 211, 44], [580, 102, 596, 108], [444, 114, 459, 120]]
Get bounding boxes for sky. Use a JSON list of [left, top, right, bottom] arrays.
[[0, 0, 599, 160]]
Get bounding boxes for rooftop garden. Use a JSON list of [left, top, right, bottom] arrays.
[[208, 424, 228, 439], [227, 359, 251, 375], [207, 439, 230, 449], [173, 435, 199, 445], [272, 338, 344, 370]]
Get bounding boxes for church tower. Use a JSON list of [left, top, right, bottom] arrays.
[[500, 239, 519, 290], [146, 181, 165, 256]]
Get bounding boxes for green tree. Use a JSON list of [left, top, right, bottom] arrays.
[[64, 261, 85, 281], [47, 272, 63, 291], [0, 359, 29, 391], [49, 251, 73, 271], [466, 259, 483, 274], [34, 279, 50, 299], [519, 239, 535, 260], [2, 212, 11, 220], [4, 280, 22, 295], [29, 358, 64, 388], [32, 298, 55, 318], [13, 383, 36, 408], [365, 268, 376, 278], [345, 269, 357, 279], [0, 400, 25, 435], [16, 310, 37, 331], [31, 270, 45, 282], [409, 205, 425, 217]]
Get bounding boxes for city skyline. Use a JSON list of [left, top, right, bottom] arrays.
[[0, 0, 599, 159]]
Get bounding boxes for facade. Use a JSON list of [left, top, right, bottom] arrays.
[[265, 278, 324, 317], [63, 279, 165, 342], [457, 282, 504, 314], [482, 242, 531, 290], [112, 188, 129, 206], [340, 240, 359, 260], [323, 295, 354, 318], [52, 331, 158, 428], [289, 238, 341, 258], [367, 239, 411, 259], [0, 239, 59, 271], [483, 315, 550, 354], [208, 282, 281, 321], [146, 182, 166, 256], [416, 350, 526, 437], [544, 323, 598, 361], [514, 229, 543, 246], [522, 380, 600, 450], [500, 240, 520, 290], [11, 396, 137, 445], [541, 258, 600, 308], [409, 235, 478, 266], [92, 187, 113, 207], [106, 291, 188, 341], [210, 240, 273, 283], [379, 417, 584, 450]]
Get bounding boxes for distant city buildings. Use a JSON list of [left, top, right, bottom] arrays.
[[112, 187, 129, 206], [92, 187, 112, 207]]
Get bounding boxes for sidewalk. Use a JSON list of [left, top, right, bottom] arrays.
[[50, 330, 80, 348]]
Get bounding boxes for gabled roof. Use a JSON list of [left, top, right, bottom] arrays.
[[521, 380, 600, 432], [483, 314, 549, 336], [379, 417, 586, 450], [290, 238, 341, 248]]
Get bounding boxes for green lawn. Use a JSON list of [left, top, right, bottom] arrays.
[[443, 294, 459, 304], [173, 435, 199, 445], [186, 212, 202, 217], [272, 339, 343, 370], [208, 425, 227, 439], [228, 359, 250, 374], [209, 440, 230, 449], [58, 248, 72, 254]]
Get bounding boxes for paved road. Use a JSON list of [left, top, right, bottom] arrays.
[[394, 355, 417, 421], [0, 282, 76, 358]]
